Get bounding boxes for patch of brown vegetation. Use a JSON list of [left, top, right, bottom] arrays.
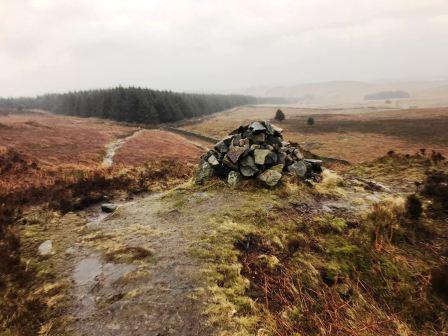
[[114, 129, 203, 166], [181, 106, 448, 164], [0, 113, 136, 167]]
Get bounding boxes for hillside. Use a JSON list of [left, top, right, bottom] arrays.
[[241, 80, 448, 106], [1, 109, 448, 336]]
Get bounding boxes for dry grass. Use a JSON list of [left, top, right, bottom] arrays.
[[181, 106, 448, 164], [188, 158, 448, 336], [0, 112, 136, 167], [114, 129, 203, 166], [0, 112, 204, 336]]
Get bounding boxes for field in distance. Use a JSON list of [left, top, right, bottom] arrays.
[[180, 105, 448, 164]]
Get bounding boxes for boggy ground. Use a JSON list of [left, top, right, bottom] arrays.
[[17, 154, 448, 336]]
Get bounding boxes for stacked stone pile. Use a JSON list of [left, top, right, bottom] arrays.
[[195, 120, 322, 186]]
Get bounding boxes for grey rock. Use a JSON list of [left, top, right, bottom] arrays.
[[227, 143, 249, 164], [304, 159, 323, 167], [257, 169, 282, 187], [265, 151, 278, 165], [38, 240, 53, 255], [254, 149, 272, 165], [101, 203, 118, 213], [287, 160, 308, 177], [271, 164, 284, 173], [228, 171, 242, 187], [252, 132, 266, 143], [195, 161, 214, 184], [223, 155, 239, 171], [214, 140, 229, 154], [249, 121, 266, 133], [264, 121, 275, 135], [293, 148, 304, 159], [207, 155, 219, 166], [232, 134, 242, 145], [240, 155, 259, 177], [278, 152, 286, 165], [240, 166, 257, 177]]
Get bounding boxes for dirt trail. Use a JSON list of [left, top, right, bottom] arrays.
[[46, 190, 227, 336]]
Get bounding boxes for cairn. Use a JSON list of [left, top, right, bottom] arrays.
[[195, 120, 322, 186]]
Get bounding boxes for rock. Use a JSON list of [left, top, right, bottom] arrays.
[[293, 148, 304, 159], [223, 155, 239, 171], [287, 160, 308, 177], [228, 171, 242, 187], [252, 132, 266, 143], [304, 159, 323, 166], [214, 140, 229, 154], [277, 151, 286, 165], [101, 203, 118, 213], [271, 164, 284, 173], [227, 141, 249, 163], [257, 169, 282, 186], [265, 151, 278, 165], [194, 161, 214, 184], [207, 154, 219, 166], [215, 163, 231, 178], [38, 240, 53, 255], [254, 149, 272, 165], [264, 121, 275, 135], [240, 155, 259, 177], [249, 121, 266, 133]]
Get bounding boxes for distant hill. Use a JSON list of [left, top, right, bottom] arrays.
[[364, 90, 410, 100], [241, 80, 448, 105]]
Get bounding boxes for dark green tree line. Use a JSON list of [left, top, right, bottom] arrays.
[[0, 87, 259, 124]]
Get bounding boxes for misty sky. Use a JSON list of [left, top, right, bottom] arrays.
[[1, 0, 448, 97]]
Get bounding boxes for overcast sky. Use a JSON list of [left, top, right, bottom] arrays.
[[1, 0, 448, 96]]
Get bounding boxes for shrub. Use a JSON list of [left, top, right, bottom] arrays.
[[307, 117, 314, 126], [274, 109, 285, 121]]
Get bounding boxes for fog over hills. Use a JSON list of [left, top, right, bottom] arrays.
[[239, 80, 448, 105]]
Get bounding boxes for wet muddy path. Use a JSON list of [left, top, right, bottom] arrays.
[[102, 129, 143, 167]]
